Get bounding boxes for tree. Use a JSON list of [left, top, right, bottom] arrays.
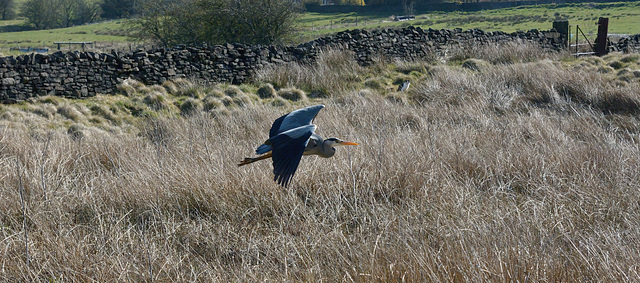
[[130, 0, 300, 47], [69, 0, 101, 26], [101, 0, 137, 19], [21, 0, 100, 29], [224, 0, 301, 44], [0, 0, 16, 20], [129, 0, 216, 46], [21, 0, 53, 29], [401, 0, 414, 15]]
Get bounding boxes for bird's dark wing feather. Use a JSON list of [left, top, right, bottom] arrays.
[[269, 115, 287, 139], [270, 125, 316, 187], [269, 105, 324, 138], [255, 143, 272, 155]]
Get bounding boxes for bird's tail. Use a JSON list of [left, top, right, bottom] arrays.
[[237, 152, 272, 166]]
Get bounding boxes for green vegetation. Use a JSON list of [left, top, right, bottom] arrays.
[[2, 43, 640, 281], [0, 20, 133, 55], [20, 0, 101, 29], [298, 2, 640, 40], [130, 0, 300, 46], [1, 1, 640, 55]]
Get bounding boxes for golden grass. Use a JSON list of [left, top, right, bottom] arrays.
[[254, 49, 366, 97], [1, 46, 640, 281]]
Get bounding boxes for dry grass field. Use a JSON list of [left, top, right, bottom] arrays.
[[1, 43, 640, 281]]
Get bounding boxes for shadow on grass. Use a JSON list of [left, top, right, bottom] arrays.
[[0, 24, 33, 33]]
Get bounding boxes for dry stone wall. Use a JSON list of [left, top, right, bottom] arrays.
[[613, 34, 640, 53], [1, 26, 575, 103]]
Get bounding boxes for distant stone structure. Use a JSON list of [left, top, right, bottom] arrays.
[[0, 26, 624, 103]]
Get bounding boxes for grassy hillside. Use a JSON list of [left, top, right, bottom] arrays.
[[1, 43, 640, 281], [1, 1, 640, 55]]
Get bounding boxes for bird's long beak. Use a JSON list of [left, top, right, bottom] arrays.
[[340, 141, 358, 146]]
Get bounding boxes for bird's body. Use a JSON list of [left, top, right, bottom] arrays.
[[238, 105, 357, 187], [397, 80, 410, 92]]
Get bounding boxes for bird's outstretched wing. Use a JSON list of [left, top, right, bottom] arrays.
[[255, 104, 324, 155], [269, 105, 324, 138], [270, 125, 316, 187]]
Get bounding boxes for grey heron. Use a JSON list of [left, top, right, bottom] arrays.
[[397, 80, 410, 92], [238, 104, 358, 187]]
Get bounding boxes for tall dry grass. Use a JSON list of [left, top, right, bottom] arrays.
[[2, 45, 640, 281], [254, 49, 366, 97]]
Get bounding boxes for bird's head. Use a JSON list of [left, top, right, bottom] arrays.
[[324, 138, 358, 148]]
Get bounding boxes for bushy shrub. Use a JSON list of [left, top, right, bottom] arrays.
[[131, 0, 300, 46]]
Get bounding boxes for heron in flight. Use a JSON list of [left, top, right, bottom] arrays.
[[238, 104, 358, 187]]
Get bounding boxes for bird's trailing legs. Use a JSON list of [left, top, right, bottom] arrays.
[[238, 152, 272, 166]]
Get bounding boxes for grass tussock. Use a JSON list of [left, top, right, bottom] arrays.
[[202, 96, 226, 112], [57, 104, 84, 121], [411, 58, 640, 115], [224, 85, 244, 97], [277, 87, 307, 101], [2, 42, 640, 281], [179, 98, 203, 116], [257, 84, 277, 99]]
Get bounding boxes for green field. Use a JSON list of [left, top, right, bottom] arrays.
[[299, 2, 640, 40], [1, 1, 640, 55], [0, 20, 134, 55]]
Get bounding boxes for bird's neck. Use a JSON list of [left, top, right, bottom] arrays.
[[320, 140, 336, 158]]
